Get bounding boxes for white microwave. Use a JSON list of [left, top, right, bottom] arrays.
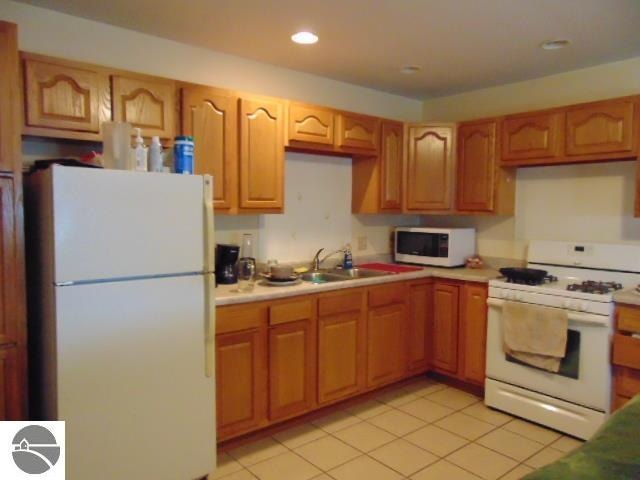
[[394, 227, 476, 267]]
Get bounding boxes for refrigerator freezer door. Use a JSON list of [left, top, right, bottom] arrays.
[[54, 276, 215, 480], [50, 166, 205, 283]]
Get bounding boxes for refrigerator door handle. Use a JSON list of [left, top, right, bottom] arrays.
[[204, 272, 215, 378], [203, 175, 215, 378]]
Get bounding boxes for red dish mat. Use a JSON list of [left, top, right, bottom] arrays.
[[358, 262, 424, 273]]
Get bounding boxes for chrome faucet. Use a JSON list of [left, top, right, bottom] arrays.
[[311, 247, 346, 271]]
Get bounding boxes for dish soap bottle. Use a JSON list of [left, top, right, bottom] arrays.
[[343, 244, 353, 269], [149, 136, 164, 172], [132, 128, 148, 172]]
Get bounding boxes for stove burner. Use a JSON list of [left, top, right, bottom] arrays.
[[505, 275, 558, 286], [566, 281, 623, 294]]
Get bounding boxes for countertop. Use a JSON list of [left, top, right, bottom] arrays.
[[613, 289, 640, 307], [215, 266, 501, 306]]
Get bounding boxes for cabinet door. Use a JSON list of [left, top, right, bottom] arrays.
[[23, 57, 108, 133], [405, 125, 454, 211], [216, 328, 267, 440], [501, 112, 563, 162], [336, 113, 379, 151], [288, 103, 334, 146], [457, 120, 497, 212], [460, 283, 488, 385], [182, 87, 237, 210], [432, 282, 459, 374], [380, 121, 404, 210], [239, 97, 284, 210], [0, 176, 17, 346], [0, 22, 20, 173], [318, 290, 365, 404], [268, 300, 317, 421], [0, 346, 20, 420], [407, 281, 432, 374], [367, 303, 406, 387], [566, 98, 636, 157], [112, 75, 175, 139]]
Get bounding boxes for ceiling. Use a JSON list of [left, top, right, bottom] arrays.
[[15, 0, 640, 99]]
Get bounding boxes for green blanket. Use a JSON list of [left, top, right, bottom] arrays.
[[523, 396, 640, 479]]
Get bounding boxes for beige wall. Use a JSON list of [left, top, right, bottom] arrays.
[[422, 57, 640, 260]]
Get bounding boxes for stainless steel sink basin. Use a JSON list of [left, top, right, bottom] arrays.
[[300, 271, 349, 284], [329, 267, 392, 279], [301, 267, 392, 283]]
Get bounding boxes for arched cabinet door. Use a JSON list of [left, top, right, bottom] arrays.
[[23, 57, 109, 134], [456, 120, 497, 212], [238, 97, 284, 211], [565, 98, 636, 157], [111, 74, 175, 139], [182, 86, 237, 211], [501, 112, 563, 163]]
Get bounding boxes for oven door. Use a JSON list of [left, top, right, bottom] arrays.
[[486, 298, 612, 411]]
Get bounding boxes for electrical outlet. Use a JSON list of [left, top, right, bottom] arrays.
[[357, 236, 367, 251]]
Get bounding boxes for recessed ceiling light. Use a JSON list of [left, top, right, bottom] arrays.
[[291, 31, 318, 45], [400, 65, 421, 75], [540, 39, 571, 50]]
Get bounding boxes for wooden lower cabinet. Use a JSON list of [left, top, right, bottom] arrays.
[[432, 282, 459, 373], [216, 328, 267, 440], [0, 346, 20, 420], [215, 277, 488, 442], [367, 303, 406, 387], [459, 283, 488, 385], [407, 280, 433, 374], [268, 297, 317, 421], [612, 303, 640, 410], [317, 289, 366, 404]]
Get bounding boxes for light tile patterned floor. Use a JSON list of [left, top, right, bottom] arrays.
[[216, 379, 584, 480]]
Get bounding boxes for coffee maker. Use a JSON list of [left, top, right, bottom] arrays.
[[215, 244, 240, 285]]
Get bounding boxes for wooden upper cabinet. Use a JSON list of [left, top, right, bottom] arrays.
[[111, 74, 175, 139], [336, 112, 379, 151], [460, 283, 488, 385], [457, 120, 498, 212], [23, 56, 109, 134], [565, 98, 637, 158], [0, 177, 17, 346], [432, 282, 459, 374], [501, 112, 563, 162], [407, 280, 432, 374], [288, 103, 334, 146], [405, 124, 454, 212], [380, 121, 404, 210], [182, 86, 237, 210], [239, 97, 285, 211]]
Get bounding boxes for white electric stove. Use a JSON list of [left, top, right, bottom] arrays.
[[485, 240, 640, 439]]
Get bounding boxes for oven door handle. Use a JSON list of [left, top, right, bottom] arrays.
[[486, 298, 609, 327]]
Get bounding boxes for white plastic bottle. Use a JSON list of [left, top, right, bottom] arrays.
[[132, 128, 148, 172], [149, 136, 164, 172]]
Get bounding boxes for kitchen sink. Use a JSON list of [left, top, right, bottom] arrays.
[[300, 271, 349, 284], [328, 267, 393, 279], [301, 267, 392, 283]]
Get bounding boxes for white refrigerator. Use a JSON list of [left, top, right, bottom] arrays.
[[25, 165, 216, 480]]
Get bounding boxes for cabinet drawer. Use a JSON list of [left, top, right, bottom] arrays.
[[217, 304, 265, 334], [319, 290, 364, 316], [269, 298, 313, 326], [613, 334, 640, 369], [617, 305, 640, 333], [615, 366, 640, 398], [368, 283, 405, 308]]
